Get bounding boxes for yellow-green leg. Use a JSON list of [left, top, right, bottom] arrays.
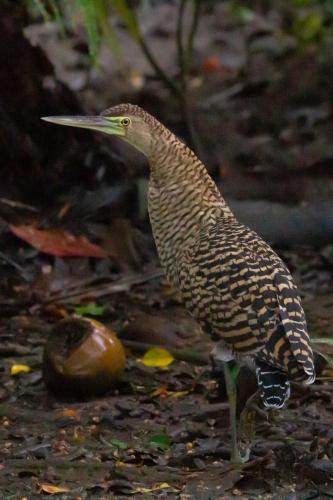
[[223, 362, 250, 464]]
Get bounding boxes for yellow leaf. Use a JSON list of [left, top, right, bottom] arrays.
[[10, 364, 31, 375], [62, 408, 80, 419], [150, 386, 169, 397], [37, 483, 70, 494], [170, 390, 189, 398], [134, 482, 179, 493], [150, 387, 189, 398], [115, 460, 142, 468], [141, 348, 174, 367]]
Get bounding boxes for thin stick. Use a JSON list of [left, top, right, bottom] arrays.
[[176, 0, 205, 159], [176, 0, 188, 94], [0, 250, 30, 281], [187, 0, 201, 61], [3, 458, 113, 470], [0, 198, 38, 212], [47, 269, 163, 304], [137, 33, 181, 99]]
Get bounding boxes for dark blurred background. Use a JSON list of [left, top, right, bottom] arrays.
[[0, 0, 332, 284]]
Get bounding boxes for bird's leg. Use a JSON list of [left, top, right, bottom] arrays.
[[222, 361, 250, 464]]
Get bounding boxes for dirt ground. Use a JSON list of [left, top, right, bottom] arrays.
[[0, 246, 332, 499]]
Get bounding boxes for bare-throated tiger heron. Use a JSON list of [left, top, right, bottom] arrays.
[[43, 104, 315, 463]]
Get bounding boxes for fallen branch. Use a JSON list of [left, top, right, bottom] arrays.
[[0, 343, 31, 356], [46, 269, 163, 304], [2, 458, 114, 470]]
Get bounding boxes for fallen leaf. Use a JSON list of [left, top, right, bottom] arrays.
[[115, 460, 143, 468], [150, 386, 189, 398], [148, 432, 171, 451], [62, 408, 81, 420], [10, 224, 107, 257], [133, 482, 179, 494], [141, 348, 174, 368], [202, 55, 222, 73], [75, 303, 106, 317], [10, 364, 31, 375], [170, 390, 190, 398], [109, 438, 128, 450], [36, 483, 70, 494], [150, 386, 169, 398]]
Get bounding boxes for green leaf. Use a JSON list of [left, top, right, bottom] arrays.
[[229, 2, 255, 23], [293, 0, 311, 5], [112, 0, 140, 40], [95, 0, 121, 57], [294, 12, 323, 43], [110, 438, 128, 450], [48, 0, 65, 36], [149, 432, 171, 451], [74, 302, 106, 317], [33, 0, 52, 21], [76, 0, 100, 62]]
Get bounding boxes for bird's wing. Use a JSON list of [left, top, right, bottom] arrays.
[[178, 225, 280, 353], [178, 221, 315, 380]]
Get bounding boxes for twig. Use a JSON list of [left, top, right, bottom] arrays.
[[176, 0, 205, 159], [2, 458, 114, 470], [137, 33, 181, 99], [0, 343, 31, 356], [122, 339, 210, 365], [191, 402, 229, 417], [46, 269, 163, 304], [303, 491, 333, 500], [176, 0, 188, 95], [0, 198, 38, 212], [0, 250, 31, 281], [187, 0, 201, 62]]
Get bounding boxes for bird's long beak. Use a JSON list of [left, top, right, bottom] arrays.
[[41, 115, 125, 136]]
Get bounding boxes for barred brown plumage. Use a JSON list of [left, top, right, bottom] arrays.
[[43, 103, 315, 463]]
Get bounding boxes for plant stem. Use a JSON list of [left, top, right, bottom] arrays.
[[137, 33, 181, 99], [187, 0, 201, 61], [175, 0, 205, 159], [176, 0, 188, 95]]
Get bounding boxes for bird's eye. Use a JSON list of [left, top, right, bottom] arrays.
[[121, 118, 131, 127]]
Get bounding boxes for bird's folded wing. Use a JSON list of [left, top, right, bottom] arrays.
[[178, 226, 281, 352]]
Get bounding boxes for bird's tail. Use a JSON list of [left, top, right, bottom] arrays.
[[256, 362, 290, 409]]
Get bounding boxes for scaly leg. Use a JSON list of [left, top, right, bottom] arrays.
[[223, 361, 250, 464]]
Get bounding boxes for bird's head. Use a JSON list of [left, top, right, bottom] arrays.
[[42, 104, 162, 158]]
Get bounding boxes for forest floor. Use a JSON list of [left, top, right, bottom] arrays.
[[1, 1, 333, 498], [0, 246, 332, 499]]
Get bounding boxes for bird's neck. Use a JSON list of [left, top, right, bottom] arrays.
[[146, 135, 234, 285], [148, 134, 232, 216]]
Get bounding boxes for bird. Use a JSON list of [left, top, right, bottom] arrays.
[[42, 104, 315, 463]]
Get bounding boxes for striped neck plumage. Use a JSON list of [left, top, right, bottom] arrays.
[[148, 129, 233, 218]]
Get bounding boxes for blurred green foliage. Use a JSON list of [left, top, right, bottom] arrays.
[[231, 0, 333, 46], [16, 0, 333, 67], [29, 0, 135, 61]]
